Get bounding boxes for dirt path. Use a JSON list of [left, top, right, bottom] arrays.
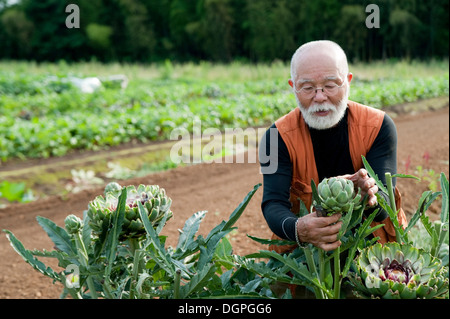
[[0, 105, 448, 299]]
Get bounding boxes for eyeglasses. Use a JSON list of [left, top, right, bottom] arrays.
[[293, 81, 346, 98]]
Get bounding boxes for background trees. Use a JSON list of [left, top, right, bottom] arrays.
[[0, 0, 448, 63]]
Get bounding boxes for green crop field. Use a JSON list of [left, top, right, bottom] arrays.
[[0, 60, 448, 163]]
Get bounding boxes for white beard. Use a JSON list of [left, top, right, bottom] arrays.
[[296, 90, 349, 130]]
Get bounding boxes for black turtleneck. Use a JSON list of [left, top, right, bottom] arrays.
[[259, 109, 397, 242]]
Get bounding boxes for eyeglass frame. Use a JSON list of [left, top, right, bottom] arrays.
[[292, 78, 347, 98]]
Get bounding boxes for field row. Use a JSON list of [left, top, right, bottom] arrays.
[[0, 68, 448, 162]]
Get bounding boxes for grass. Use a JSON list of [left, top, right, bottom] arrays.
[[1, 58, 447, 82]]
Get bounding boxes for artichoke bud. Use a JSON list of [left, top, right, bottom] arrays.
[[315, 177, 362, 215], [149, 207, 159, 221], [65, 214, 83, 234], [126, 208, 137, 221], [87, 184, 173, 240], [104, 181, 122, 197]]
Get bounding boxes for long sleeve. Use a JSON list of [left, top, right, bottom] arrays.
[[259, 112, 398, 241]]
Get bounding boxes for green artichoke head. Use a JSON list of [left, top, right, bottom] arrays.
[[104, 181, 122, 197], [315, 177, 362, 215], [87, 184, 173, 240], [349, 242, 449, 299], [64, 214, 83, 234]]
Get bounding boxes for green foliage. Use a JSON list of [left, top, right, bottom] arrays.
[[361, 156, 449, 298], [0, 0, 448, 62], [3, 174, 449, 299], [3, 183, 267, 299], [86, 23, 113, 50], [0, 180, 34, 203], [0, 62, 448, 163]]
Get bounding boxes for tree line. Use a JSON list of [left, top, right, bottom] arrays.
[[0, 0, 448, 63]]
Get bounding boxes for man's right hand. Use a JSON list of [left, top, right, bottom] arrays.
[[296, 212, 342, 251]]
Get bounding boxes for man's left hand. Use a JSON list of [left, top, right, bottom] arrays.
[[339, 168, 378, 207]]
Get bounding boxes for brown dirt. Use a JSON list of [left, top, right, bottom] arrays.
[[0, 104, 448, 299]]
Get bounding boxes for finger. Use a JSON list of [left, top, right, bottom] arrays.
[[368, 194, 378, 206], [321, 233, 340, 243], [367, 186, 378, 198], [316, 213, 342, 227], [358, 168, 368, 178], [364, 177, 376, 190], [319, 240, 341, 252], [317, 220, 342, 237]]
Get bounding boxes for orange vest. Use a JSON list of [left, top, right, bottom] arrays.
[[270, 100, 408, 253]]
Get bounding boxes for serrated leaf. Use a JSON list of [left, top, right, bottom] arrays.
[[235, 255, 301, 285], [338, 203, 354, 240], [138, 201, 175, 276], [404, 190, 440, 233], [246, 234, 295, 246], [255, 250, 316, 283], [362, 156, 388, 194], [341, 210, 381, 276], [81, 209, 92, 250], [195, 184, 261, 269], [3, 230, 61, 282], [420, 214, 438, 249], [175, 210, 207, 255], [105, 187, 126, 277], [198, 229, 233, 270], [391, 173, 421, 181], [310, 179, 321, 208], [222, 183, 261, 231], [440, 173, 449, 224], [179, 263, 216, 298], [36, 216, 76, 255], [214, 236, 233, 259]]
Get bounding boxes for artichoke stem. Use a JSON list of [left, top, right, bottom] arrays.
[[174, 269, 182, 299], [385, 172, 401, 243], [304, 246, 325, 299], [74, 232, 98, 299], [333, 246, 341, 299], [128, 238, 142, 256]]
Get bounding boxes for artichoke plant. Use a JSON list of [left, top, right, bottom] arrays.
[[314, 177, 362, 215], [349, 242, 449, 299], [87, 183, 173, 240], [65, 214, 83, 234]]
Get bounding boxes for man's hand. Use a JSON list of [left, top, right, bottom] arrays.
[[339, 168, 378, 207], [297, 212, 342, 251]]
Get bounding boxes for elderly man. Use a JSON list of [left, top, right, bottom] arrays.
[[260, 40, 407, 254]]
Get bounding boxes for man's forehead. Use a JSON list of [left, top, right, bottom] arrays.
[[291, 43, 348, 80], [297, 75, 340, 83]]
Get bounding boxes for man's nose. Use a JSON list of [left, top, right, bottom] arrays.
[[313, 88, 327, 102]]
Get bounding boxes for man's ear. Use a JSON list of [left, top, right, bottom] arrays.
[[288, 79, 294, 88], [347, 73, 353, 84]]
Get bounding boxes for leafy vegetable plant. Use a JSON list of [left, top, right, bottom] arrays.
[[347, 156, 449, 298], [238, 177, 382, 299], [3, 183, 267, 299]]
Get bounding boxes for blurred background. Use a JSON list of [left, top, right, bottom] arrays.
[[0, 0, 448, 205], [0, 0, 448, 299], [0, 0, 448, 63]]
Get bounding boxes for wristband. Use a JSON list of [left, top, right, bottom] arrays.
[[294, 218, 309, 248]]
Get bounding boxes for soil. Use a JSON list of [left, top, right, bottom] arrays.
[[0, 102, 448, 299]]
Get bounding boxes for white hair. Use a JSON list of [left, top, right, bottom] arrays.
[[290, 40, 349, 81]]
